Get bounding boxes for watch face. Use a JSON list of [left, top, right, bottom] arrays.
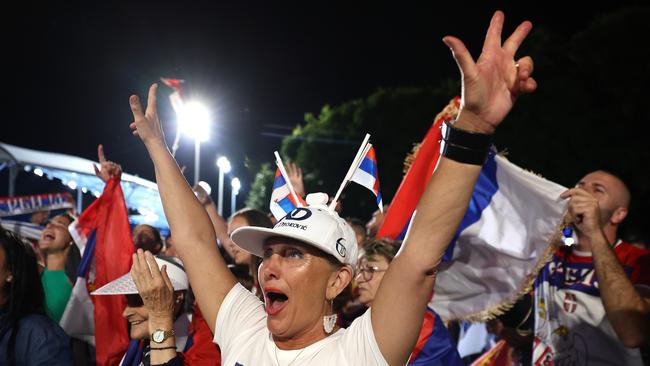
[[152, 330, 164, 343]]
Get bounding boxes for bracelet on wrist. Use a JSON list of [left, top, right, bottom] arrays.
[[150, 346, 177, 351], [440, 120, 493, 165], [441, 120, 493, 149]]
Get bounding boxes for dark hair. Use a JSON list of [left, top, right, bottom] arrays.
[[0, 228, 46, 364], [58, 212, 76, 224], [346, 217, 366, 231], [137, 224, 162, 244], [360, 238, 401, 263], [231, 208, 273, 229]]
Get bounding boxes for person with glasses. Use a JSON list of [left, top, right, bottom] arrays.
[[356, 239, 462, 365]]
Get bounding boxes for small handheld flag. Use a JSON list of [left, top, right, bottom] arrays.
[[350, 144, 383, 212], [269, 152, 306, 220], [329, 134, 371, 211]]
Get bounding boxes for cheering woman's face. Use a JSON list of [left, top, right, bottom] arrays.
[[38, 215, 73, 253], [259, 237, 351, 344]]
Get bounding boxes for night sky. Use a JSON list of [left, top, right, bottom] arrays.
[[1, 1, 640, 201]]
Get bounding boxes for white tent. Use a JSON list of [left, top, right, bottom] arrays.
[[0, 142, 168, 231]]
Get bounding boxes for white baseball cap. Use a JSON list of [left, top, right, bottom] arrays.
[[231, 193, 358, 266], [91, 255, 189, 295]]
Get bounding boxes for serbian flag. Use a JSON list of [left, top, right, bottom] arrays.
[[269, 167, 306, 220], [429, 152, 566, 321], [378, 97, 567, 321], [60, 176, 134, 366], [350, 144, 383, 212]]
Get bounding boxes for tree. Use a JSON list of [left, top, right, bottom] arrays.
[[244, 162, 275, 212], [279, 83, 459, 220]]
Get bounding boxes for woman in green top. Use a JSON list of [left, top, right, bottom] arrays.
[[37, 213, 75, 322]]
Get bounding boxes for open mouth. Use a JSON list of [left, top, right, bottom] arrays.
[[265, 289, 289, 316], [130, 320, 145, 326], [40, 232, 56, 247]]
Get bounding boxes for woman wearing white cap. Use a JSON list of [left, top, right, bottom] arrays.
[[93, 254, 219, 365], [128, 11, 536, 365]]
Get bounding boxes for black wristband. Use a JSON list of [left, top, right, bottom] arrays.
[[150, 346, 177, 351], [441, 120, 493, 151], [440, 139, 489, 165]]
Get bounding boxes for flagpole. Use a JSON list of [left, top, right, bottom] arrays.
[[171, 128, 181, 157], [274, 151, 304, 207], [328, 134, 370, 211]]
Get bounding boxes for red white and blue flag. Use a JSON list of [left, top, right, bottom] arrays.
[[269, 168, 306, 220], [60, 176, 134, 366], [0, 192, 75, 217], [377, 98, 567, 321], [350, 144, 383, 212]]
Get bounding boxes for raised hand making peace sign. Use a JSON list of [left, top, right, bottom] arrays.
[[129, 84, 166, 148], [444, 11, 536, 133]]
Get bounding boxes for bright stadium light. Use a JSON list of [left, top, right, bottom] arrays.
[[231, 177, 241, 194], [177, 101, 211, 185], [216, 156, 231, 173], [178, 102, 211, 142]]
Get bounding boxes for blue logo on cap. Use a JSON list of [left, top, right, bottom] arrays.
[[286, 208, 312, 221]]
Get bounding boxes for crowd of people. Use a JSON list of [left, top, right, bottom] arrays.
[[1, 10, 649, 366]]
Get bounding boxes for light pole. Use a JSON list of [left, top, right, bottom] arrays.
[[216, 156, 231, 216], [231, 177, 241, 216], [178, 101, 210, 185]]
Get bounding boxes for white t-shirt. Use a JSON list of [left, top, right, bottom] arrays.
[[214, 283, 388, 366]]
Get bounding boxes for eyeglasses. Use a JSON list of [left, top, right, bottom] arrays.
[[356, 265, 388, 282]]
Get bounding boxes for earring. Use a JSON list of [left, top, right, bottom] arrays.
[[323, 299, 337, 334], [6, 275, 13, 283]]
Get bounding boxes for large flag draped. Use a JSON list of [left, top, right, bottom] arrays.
[[430, 152, 566, 321], [378, 97, 567, 321], [61, 176, 134, 366]]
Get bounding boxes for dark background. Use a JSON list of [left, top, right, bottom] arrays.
[[2, 2, 647, 236]]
